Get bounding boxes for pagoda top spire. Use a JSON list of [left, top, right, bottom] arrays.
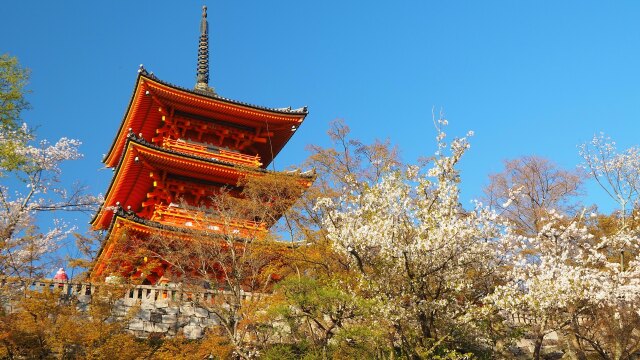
[[195, 5, 214, 93]]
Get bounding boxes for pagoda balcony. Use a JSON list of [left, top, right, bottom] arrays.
[[161, 138, 262, 168], [150, 204, 266, 235]]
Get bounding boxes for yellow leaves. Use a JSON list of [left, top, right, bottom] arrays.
[[152, 331, 233, 360], [0, 289, 150, 359], [84, 333, 149, 360]]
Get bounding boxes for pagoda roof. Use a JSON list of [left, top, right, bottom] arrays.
[[94, 136, 252, 230], [92, 134, 314, 230], [91, 207, 271, 279], [103, 71, 308, 169]]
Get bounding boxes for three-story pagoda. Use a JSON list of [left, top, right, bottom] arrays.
[[90, 7, 311, 282]]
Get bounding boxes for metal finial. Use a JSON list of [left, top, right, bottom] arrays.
[[195, 5, 213, 93]]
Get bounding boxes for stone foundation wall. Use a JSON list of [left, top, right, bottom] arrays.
[[125, 299, 220, 339]]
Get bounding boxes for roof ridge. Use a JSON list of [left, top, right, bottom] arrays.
[[142, 72, 308, 115]]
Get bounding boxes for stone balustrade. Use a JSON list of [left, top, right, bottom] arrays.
[[0, 278, 254, 339], [504, 310, 590, 327]]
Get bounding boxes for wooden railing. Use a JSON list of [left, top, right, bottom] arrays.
[[151, 204, 266, 236], [162, 138, 262, 167]]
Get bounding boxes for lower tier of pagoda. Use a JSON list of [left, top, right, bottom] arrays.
[[91, 208, 268, 280]]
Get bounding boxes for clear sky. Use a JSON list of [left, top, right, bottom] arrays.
[[3, 1, 640, 225]]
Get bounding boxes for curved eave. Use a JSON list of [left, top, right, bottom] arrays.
[[91, 211, 262, 279], [91, 215, 195, 279], [92, 138, 251, 230], [104, 73, 308, 168]]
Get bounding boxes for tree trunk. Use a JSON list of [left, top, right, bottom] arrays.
[[416, 309, 432, 341], [533, 333, 545, 360], [559, 326, 587, 360]]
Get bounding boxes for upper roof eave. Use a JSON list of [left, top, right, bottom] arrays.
[[103, 70, 308, 167]]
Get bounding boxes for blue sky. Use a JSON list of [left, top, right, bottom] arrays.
[[3, 1, 640, 227]]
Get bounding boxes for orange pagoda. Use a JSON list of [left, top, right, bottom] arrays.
[[90, 7, 311, 282]]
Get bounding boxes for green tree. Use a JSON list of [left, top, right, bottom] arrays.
[[0, 54, 31, 173], [0, 54, 29, 131]]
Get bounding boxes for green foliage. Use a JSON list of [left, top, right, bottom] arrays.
[[266, 277, 393, 359], [260, 344, 298, 360], [0, 54, 29, 131], [0, 54, 31, 174]]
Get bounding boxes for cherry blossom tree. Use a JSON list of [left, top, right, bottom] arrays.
[[315, 118, 508, 356], [0, 55, 99, 279], [492, 210, 640, 359], [280, 119, 402, 248], [580, 133, 640, 224], [491, 135, 640, 359]]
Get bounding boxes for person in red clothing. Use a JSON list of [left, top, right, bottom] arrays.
[[53, 268, 68, 281]]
